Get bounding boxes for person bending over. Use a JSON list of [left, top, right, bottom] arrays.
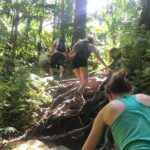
[[82, 69, 150, 150], [38, 51, 51, 77], [69, 35, 111, 98]]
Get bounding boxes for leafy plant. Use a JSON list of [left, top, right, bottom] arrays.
[[121, 35, 150, 94]]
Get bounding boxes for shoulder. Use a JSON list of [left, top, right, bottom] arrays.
[[136, 94, 150, 105], [72, 40, 82, 50], [53, 39, 59, 45], [102, 100, 125, 125], [105, 100, 125, 114], [88, 44, 96, 51], [136, 94, 150, 100]]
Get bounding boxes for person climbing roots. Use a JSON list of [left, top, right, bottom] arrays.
[[69, 35, 111, 99], [50, 38, 68, 79]]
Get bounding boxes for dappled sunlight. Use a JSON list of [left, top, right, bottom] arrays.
[[12, 140, 50, 150], [11, 139, 69, 150], [87, 0, 108, 13]]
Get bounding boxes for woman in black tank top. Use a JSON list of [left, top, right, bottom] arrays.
[[70, 36, 110, 100]]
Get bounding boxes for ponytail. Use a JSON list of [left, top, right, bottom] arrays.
[[105, 69, 131, 94]]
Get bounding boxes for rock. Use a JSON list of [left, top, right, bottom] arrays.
[[11, 139, 70, 150]]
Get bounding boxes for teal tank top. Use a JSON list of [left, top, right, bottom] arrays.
[[110, 95, 150, 150]]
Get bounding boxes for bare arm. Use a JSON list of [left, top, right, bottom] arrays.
[[89, 45, 108, 68], [68, 42, 79, 57], [82, 108, 106, 150], [136, 94, 150, 105], [82, 100, 125, 150]]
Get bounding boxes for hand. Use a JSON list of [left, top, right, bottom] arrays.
[[107, 67, 112, 72], [103, 67, 112, 76], [68, 51, 76, 58], [105, 68, 112, 74]]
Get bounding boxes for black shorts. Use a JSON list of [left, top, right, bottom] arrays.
[[71, 55, 88, 69], [50, 52, 65, 68]]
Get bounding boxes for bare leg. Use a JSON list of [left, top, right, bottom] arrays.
[[59, 65, 64, 78], [77, 67, 88, 94], [39, 61, 46, 77], [49, 68, 53, 76], [73, 68, 83, 83], [40, 67, 46, 77]]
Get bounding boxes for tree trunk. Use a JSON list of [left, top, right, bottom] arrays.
[[25, 17, 32, 51], [52, 0, 58, 41], [10, 14, 19, 60], [38, 16, 44, 35], [72, 0, 87, 45], [140, 0, 150, 30], [60, 0, 65, 41], [37, 16, 44, 55], [3, 11, 19, 77]]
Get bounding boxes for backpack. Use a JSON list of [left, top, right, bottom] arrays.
[[57, 39, 66, 53], [68, 39, 89, 58]]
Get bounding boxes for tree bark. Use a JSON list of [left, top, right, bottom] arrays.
[[25, 17, 32, 51], [3, 9, 19, 77], [52, 0, 57, 41], [140, 0, 150, 30], [72, 0, 87, 45], [38, 16, 44, 35], [60, 0, 65, 41]]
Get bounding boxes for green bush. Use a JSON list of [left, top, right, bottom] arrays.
[[120, 36, 150, 94]]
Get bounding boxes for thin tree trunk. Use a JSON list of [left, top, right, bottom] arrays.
[[60, 0, 65, 41], [37, 0, 44, 55], [52, 0, 57, 41], [38, 16, 44, 35], [11, 14, 19, 59], [25, 17, 32, 51], [37, 17, 44, 55]]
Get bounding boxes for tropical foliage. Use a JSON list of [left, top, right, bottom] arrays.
[[0, 0, 149, 140]]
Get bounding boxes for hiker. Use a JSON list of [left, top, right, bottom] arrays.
[[49, 38, 67, 79], [38, 50, 51, 77], [109, 47, 121, 70], [68, 35, 111, 98], [82, 69, 150, 150], [100, 47, 122, 89]]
